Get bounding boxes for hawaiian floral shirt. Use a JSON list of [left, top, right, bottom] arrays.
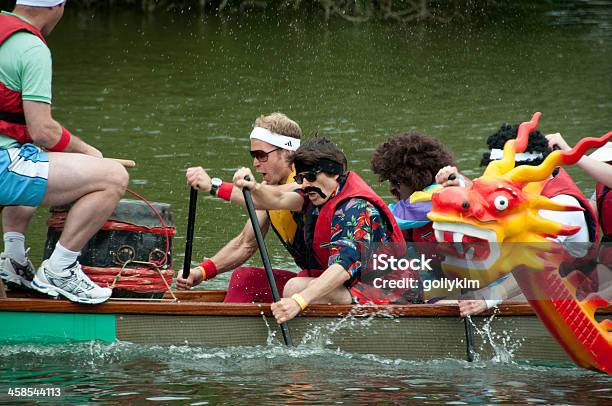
[[327, 197, 392, 279]]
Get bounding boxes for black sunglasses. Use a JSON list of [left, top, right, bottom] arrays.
[[388, 178, 401, 187], [294, 170, 321, 185], [250, 147, 281, 162]]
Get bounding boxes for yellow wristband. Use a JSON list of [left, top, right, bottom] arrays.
[[291, 293, 309, 311]]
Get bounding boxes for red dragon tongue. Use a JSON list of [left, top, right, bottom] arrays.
[[443, 231, 454, 242], [440, 231, 490, 260], [461, 235, 491, 261]]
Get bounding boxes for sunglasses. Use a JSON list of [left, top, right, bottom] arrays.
[[388, 178, 401, 187], [250, 147, 281, 162], [294, 170, 321, 185]]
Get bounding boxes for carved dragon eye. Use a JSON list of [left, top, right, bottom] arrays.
[[494, 195, 509, 211]]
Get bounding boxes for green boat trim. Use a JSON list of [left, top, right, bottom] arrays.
[[2, 311, 116, 343]]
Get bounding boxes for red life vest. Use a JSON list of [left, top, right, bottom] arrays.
[[596, 182, 612, 241], [0, 13, 46, 145], [309, 172, 420, 304], [541, 167, 599, 243], [312, 171, 406, 266], [541, 168, 601, 277], [407, 222, 436, 243]]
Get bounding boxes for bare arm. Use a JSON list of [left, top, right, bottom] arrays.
[[23, 101, 102, 157], [459, 274, 522, 317], [233, 167, 304, 211], [271, 263, 351, 323], [210, 211, 269, 272], [575, 157, 612, 188], [186, 166, 299, 207], [299, 263, 350, 304], [547, 132, 612, 188], [175, 210, 270, 289]]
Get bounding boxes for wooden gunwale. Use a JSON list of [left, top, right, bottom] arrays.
[[2, 290, 609, 318]]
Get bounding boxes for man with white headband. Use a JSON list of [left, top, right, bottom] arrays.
[[0, 1, 129, 303], [435, 122, 598, 317], [176, 113, 326, 303]]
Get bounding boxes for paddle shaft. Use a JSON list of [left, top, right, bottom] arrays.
[[0, 277, 6, 299], [242, 183, 294, 346], [182, 188, 198, 279], [108, 158, 136, 168], [444, 174, 475, 360], [464, 317, 475, 362]]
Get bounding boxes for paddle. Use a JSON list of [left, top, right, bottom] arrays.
[[447, 172, 476, 362], [182, 187, 198, 280], [241, 176, 294, 346], [0, 277, 6, 299], [464, 316, 475, 362], [108, 158, 136, 168]]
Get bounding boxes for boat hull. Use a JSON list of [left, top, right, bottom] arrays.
[[2, 291, 600, 363]]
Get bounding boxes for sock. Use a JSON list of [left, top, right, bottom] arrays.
[[49, 242, 80, 272], [3, 232, 26, 264]]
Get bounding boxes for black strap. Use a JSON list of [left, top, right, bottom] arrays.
[[303, 204, 319, 277], [598, 186, 610, 217], [0, 110, 26, 125]]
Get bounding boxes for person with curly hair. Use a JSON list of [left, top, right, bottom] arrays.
[[370, 131, 456, 302], [371, 131, 455, 243]]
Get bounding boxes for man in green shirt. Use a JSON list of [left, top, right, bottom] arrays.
[[0, 1, 128, 304]]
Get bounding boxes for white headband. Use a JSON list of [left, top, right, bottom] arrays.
[[489, 149, 543, 162], [249, 127, 300, 151], [16, 0, 65, 6]]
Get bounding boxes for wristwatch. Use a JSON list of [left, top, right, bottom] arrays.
[[210, 178, 222, 196]]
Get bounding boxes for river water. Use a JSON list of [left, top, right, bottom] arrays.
[[2, 1, 612, 404]]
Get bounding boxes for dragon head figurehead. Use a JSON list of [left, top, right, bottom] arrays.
[[427, 112, 612, 285], [424, 112, 612, 373]]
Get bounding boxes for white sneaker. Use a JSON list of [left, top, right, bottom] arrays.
[[0, 251, 36, 289], [32, 260, 112, 304]]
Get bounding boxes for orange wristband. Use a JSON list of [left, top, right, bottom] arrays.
[[291, 293, 309, 311]]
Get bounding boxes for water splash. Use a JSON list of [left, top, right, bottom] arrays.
[[298, 304, 397, 349], [470, 310, 525, 364]]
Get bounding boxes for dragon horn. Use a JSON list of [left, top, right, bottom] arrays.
[[483, 140, 517, 177], [482, 112, 541, 178], [556, 132, 612, 166], [515, 112, 542, 153], [506, 131, 612, 186], [532, 195, 583, 212]]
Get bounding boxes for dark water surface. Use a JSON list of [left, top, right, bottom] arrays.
[[1, 339, 611, 405], [2, 1, 612, 403]]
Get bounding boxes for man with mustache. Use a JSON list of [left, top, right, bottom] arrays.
[[234, 137, 419, 324], [176, 113, 325, 302]]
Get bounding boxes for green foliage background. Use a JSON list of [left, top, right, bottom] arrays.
[[0, 0, 501, 22]]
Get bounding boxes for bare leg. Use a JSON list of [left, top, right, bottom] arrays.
[[42, 153, 128, 251], [2, 206, 37, 234]]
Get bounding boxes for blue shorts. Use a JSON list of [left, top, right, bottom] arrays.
[[0, 144, 49, 206]]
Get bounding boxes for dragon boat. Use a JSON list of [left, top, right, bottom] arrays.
[[1, 113, 610, 372], [2, 289, 611, 364]]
